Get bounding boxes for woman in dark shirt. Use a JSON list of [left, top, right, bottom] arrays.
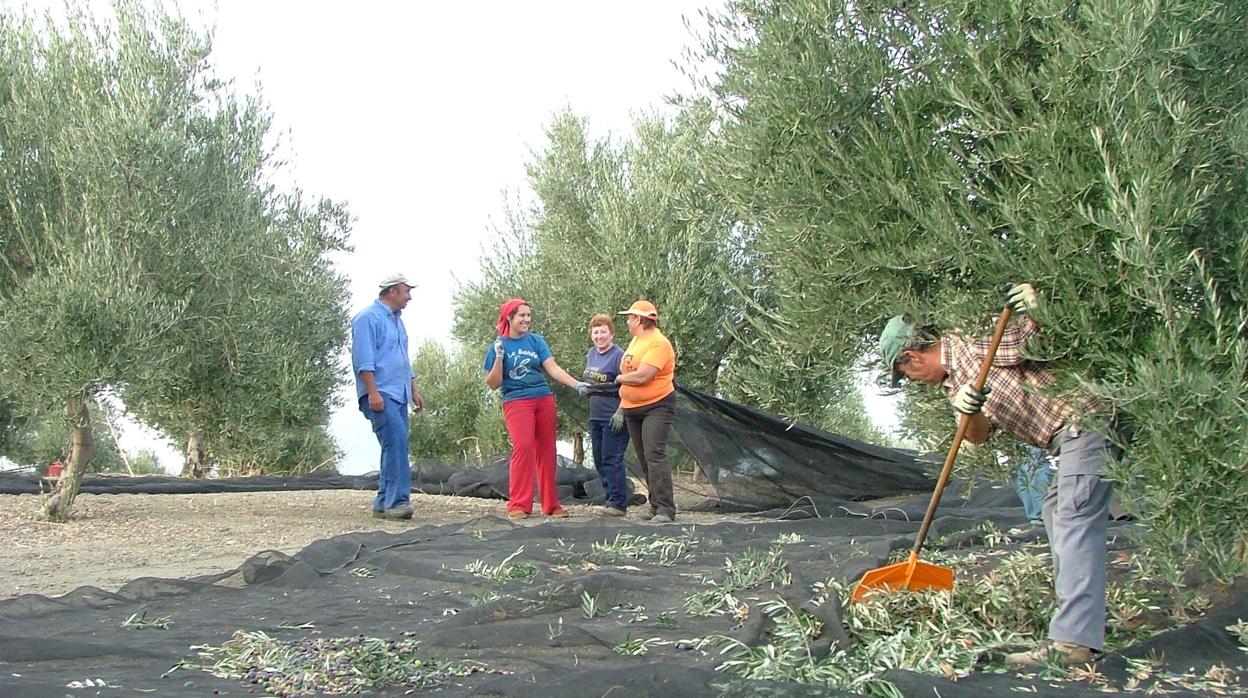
[[582, 313, 630, 516]]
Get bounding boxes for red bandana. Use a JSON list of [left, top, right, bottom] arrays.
[[497, 298, 528, 337]]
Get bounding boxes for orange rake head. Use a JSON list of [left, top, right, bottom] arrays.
[[850, 551, 954, 602], [853, 298, 1015, 604]]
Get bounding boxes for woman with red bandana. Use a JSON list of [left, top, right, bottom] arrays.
[[484, 299, 589, 518]]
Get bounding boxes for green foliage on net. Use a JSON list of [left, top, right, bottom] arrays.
[[689, 0, 1248, 578], [706, 535, 1191, 696], [180, 630, 484, 696]]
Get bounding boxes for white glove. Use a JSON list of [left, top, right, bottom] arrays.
[[1005, 283, 1039, 315], [951, 383, 990, 415], [493, 340, 506, 368]]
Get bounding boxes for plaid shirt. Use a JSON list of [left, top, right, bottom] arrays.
[[941, 316, 1089, 448]]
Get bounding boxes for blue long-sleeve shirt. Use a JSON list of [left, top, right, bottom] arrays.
[[351, 300, 413, 404]]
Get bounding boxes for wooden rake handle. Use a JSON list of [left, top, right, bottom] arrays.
[[908, 304, 1014, 556]]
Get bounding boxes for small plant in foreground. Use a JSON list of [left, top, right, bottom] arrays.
[[685, 544, 790, 617], [587, 531, 701, 566], [178, 630, 485, 696], [581, 591, 600, 619], [547, 617, 564, 640], [705, 546, 1197, 697], [122, 612, 171, 630], [1228, 618, 1248, 649], [614, 635, 663, 656], [464, 547, 537, 583]]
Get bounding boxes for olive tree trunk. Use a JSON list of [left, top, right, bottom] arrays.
[[181, 430, 206, 478], [43, 398, 94, 521]]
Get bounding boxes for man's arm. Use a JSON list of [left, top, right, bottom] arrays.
[[411, 379, 424, 411], [963, 412, 992, 444], [360, 371, 383, 412], [950, 383, 995, 444], [982, 315, 1039, 367], [351, 315, 383, 412]]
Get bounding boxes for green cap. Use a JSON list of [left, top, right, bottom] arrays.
[[880, 314, 917, 387]]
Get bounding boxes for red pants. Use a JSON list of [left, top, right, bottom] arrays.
[[502, 394, 559, 515]]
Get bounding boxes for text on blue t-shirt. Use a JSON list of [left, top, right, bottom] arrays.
[[484, 333, 554, 402]]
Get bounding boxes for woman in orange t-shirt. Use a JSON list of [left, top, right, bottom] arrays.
[[613, 300, 677, 522]]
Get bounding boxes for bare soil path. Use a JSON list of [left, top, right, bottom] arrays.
[[0, 489, 744, 600]]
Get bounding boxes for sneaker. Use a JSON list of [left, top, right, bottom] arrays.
[[506, 509, 529, 519], [651, 513, 674, 524], [637, 510, 656, 521], [376, 505, 413, 520], [1005, 641, 1096, 667], [599, 506, 626, 517], [547, 508, 571, 518]]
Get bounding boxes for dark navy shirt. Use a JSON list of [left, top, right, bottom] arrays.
[[584, 344, 624, 421], [484, 333, 554, 403]]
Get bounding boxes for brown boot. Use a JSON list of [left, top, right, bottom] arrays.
[[1005, 641, 1096, 667]]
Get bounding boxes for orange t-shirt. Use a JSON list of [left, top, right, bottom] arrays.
[[619, 330, 676, 408]]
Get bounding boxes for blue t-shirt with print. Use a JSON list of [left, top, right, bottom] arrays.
[[584, 344, 624, 421], [484, 333, 554, 402]]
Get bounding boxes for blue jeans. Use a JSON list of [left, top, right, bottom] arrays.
[[1013, 445, 1052, 524], [361, 395, 411, 511], [589, 418, 630, 510]]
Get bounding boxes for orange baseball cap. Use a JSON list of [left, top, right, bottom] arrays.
[[618, 300, 659, 320]]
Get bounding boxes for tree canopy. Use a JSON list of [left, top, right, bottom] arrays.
[[686, 0, 1247, 576], [451, 0, 1246, 577], [0, 2, 351, 514], [452, 107, 888, 445], [407, 339, 508, 464]]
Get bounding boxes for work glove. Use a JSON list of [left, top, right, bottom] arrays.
[[1004, 283, 1039, 315], [951, 383, 991, 415], [493, 340, 506, 368], [610, 407, 625, 433], [575, 381, 591, 396]]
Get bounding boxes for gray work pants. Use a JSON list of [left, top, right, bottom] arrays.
[[1044, 426, 1119, 651]]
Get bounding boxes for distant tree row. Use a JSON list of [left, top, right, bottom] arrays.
[[450, 108, 887, 460], [452, 0, 1246, 579], [0, 2, 350, 518]]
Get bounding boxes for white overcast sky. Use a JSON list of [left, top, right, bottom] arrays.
[[15, 0, 900, 474], [16, 0, 736, 473]]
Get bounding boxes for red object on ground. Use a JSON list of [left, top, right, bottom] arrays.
[[47, 461, 64, 478]]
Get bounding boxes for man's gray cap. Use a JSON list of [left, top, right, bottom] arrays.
[[378, 273, 415, 289]]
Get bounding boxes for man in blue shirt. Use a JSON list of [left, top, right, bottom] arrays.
[[351, 273, 425, 519]]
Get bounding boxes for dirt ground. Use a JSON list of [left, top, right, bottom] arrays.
[[0, 489, 749, 600]]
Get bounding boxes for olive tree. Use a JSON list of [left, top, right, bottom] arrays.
[[691, 0, 1248, 577], [407, 339, 509, 464], [0, 2, 351, 517], [453, 108, 752, 434]]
